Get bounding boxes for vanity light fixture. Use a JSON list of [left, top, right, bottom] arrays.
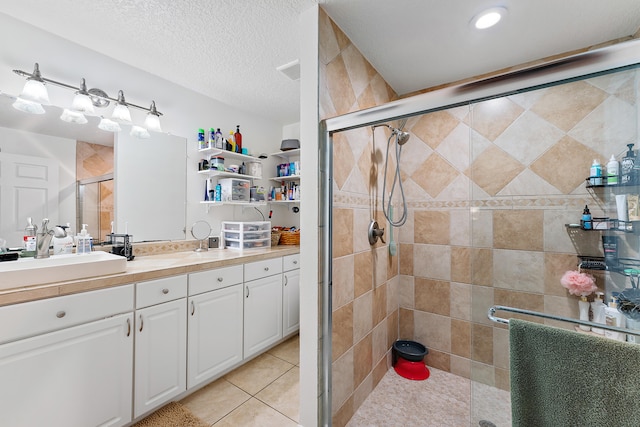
[[471, 6, 507, 30], [12, 62, 164, 137]]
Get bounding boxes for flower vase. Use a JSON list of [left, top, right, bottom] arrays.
[[578, 296, 590, 331]]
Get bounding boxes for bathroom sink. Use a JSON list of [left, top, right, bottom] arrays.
[[0, 252, 127, 289]]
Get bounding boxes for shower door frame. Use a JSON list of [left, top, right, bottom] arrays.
[[319, 38, 640, 425]]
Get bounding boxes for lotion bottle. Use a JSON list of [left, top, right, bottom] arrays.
[[607, 154, 619, 185], [578, 295, 590, 331], [604, 296, 626, 341], [52, 224, 74, 255], [589, 159, 602, 185]]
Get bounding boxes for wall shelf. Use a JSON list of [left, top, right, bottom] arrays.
[[198, 148, 262, 163], [270, 148, 300, 159], [200, 200, 266, 213], [198, 170, 262, 180], [269, 175, 300, 182]]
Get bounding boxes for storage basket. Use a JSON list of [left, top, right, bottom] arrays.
[[279, 230, 300, 245], [271, 232, 281, 246]]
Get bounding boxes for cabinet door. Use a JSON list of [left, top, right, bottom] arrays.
[[283, 269, 300, 335], [134, 298, 187, 418], [0, 313, 133, 427], [187, 284, 243, 389], [244, 274, 283, 358]]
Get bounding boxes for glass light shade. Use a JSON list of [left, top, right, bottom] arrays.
[[71, 93, 95, 114], [472, 7, 506, 29], [130, 125, 150, 139], [12, 97, 45, 114], [98, 117, 121, 132], [144, 113, 162, 132], [111, 103, 132, 124], [19, 79, 50, 104], [60, 108, 88, 124]]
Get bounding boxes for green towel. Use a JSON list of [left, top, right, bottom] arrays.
[[510, 318, 640, 427]]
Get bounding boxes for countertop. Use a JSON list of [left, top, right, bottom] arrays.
[[0, 246, 300, 307]]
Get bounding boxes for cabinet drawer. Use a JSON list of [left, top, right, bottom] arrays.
[[283, 254, 300, 271], [189, 265, 243, 296], [244, 257, 282, 282], [136, 275, 187, 309], [0, 284, 134, 344]]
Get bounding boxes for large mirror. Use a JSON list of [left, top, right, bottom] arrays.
[[0, 93, 186, 247]]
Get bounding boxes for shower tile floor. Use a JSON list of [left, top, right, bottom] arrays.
[[347, 367, 512, 427]]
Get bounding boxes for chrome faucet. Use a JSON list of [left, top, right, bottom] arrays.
[[35, 218, 66, 259]]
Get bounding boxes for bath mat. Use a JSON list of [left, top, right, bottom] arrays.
[[132, 401, 209, 427]]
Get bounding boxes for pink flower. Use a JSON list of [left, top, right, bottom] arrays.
[[560, 270, 597, 296]]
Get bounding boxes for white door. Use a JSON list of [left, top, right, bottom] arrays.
[[244, 274, 283, 358], [134, 298, 187, 417], [283, 269, 300, 335], [0, 313, 133, 427], [0, 152, 59, 247], [188, 284, 243, 389]]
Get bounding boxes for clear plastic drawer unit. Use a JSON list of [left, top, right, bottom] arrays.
[[221, 221, 271, 250]]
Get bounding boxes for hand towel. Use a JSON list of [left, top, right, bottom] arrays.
[[510, 318, 640, 427]]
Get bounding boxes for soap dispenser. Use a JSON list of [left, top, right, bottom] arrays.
[[591, 292, 606, 335], [52, 223, 74, 255], [621, 144, 636, 185], [76, 224, 92, 254], [604, 296, 626, 341]]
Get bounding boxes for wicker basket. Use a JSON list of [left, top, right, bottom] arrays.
[[271, 232, 281, 246], [279, 230, 300, 245]]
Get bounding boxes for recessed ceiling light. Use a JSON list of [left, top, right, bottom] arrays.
[[471, 7, 507, 30]]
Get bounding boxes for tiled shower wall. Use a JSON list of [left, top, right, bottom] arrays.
[[320, 6, 639, 427]]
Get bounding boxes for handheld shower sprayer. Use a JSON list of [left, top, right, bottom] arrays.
[[372, 122, 411, 228]]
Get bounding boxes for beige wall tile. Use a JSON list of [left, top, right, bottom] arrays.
[[468, 97, 524, 141], [332, 302, 353, 362], [398, 275, 415, 309], [353, 291, 373, 343], [494, 288, 545, 313], [414, 277, 451, 316], [332, 396, 354, 427], [342, 44, 372, 100], [471, 248, 493, 287], [467, 145, 525, 196], [450, 355, 471, 379], [471, 362, 495, 387], [530, 80, 607, 132], [472, 324, 493, 365], [451, 246, 471, 284], [436, 123, 471, 173], [372, 356, 389, 388], [544, 252, 580, 296], [425, 349, 451, 372], [372, 283, 387, 326], [332, 255, 354, 309], [333, 208, 354, 258], [411, 153, 460, 198], [331, 349, 354, 416], [413, 244, 451, 281], [325, 54, 356, 116], [493, 210, 544, 251], [411, 110, 460, 150], [493, 249, 544, 293], [451, 319, 471, 358], [354, 251, 373, 298], [398, 209, 415, 244], [399, 243, 414, 275], [353, 208, 372, 253], [495, 368, 510, 391], [352, 374, 373, 415], [372, 320, 388, 364], [386, 276, 399, 315], [387, 310, 399, 348], [471, 209, 493, 248], [333, 133, 356, 191], [450, 282, 472, 321], [399, 307, 414, 339], [353, 333, 372, 388], [415, 210, 450, 244], [544, 210, 582, 253], [450, 209, 471, 246], [471, 286, 494, 326], [493, 327, 510, 370], [414, 311, 451, 353], [318, 8, 340, 65], [373, 245, 388, 288], [545, 294, 580, 326]]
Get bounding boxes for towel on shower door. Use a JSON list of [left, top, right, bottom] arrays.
[[509, 318, 640, 427]]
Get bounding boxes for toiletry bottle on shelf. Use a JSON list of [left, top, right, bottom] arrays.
[[589, 159, 602, 186], [198, 128, 206, 150], [215, 128, 223, 149], [208, 128, 215, 149], [591, 292, 606, 334], [52, 224, 73, 255], [578, 296, 590, 331], [621, 144, 635, 184], [582, 205, 592, 230], [23, 217, 37, 257], [234, 125, 242, 152], [215, 184, 222, 202], [607, 154, 619, 185], [604, 297, 626, 341], [228, 131, 236, 152]]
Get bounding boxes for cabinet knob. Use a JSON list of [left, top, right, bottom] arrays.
[[162, 288, 169, 294], [217, 277, 224, 282], [293, 260, 298, 265], [264, 267, 269, 271], [56, 311, 66, 319]]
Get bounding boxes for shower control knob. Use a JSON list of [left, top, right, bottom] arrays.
[[368, 220, 386, 245]]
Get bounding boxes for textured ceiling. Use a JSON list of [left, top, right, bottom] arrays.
[[2, 1, 640, 126]]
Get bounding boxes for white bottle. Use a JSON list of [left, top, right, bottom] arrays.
[[607, 154, 619, 185], [590, 292, 606, 334], [52, 224, 74, 255], [590, 159, 602, 185], [76, 223, 92, 254], [604, 297, 626, 341]]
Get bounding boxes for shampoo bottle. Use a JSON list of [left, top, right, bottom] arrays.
[[590, 292, 606, 334], [607, 154, 619, 185], [234, 125, 242, 152], [582, 205, 592, 230], [578, 296, 590, 331], [589, 159, 602, 186], [604, 297, 626, 341]]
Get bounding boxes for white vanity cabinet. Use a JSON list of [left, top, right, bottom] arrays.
[[134, 275, 187, 418], [283, 254, 300, 336], [187, 265, 244, 389], [0, 285, 134, 427], [243, 258, 283, 358]]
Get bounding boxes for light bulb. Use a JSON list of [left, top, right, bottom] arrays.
[[144, 101, 162, 132]]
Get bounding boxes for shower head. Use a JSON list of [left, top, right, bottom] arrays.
[[394, 129, 410, 145]]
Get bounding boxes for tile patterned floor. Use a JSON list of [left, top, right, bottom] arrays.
[[181, 334, 300, 427], [182, 334, 511, 427]]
